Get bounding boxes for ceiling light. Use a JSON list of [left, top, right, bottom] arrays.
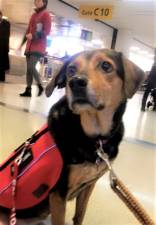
[[148, 54, 154, 58], [130, 46, 140, 51], [139, 50, 148, 55], [2, 16, 8, 20]]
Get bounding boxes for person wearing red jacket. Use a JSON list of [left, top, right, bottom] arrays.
[[19, 0, 51, 97]]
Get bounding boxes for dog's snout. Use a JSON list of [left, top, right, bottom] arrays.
[[69, 77, 87, 90]]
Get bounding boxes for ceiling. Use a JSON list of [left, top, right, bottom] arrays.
[[64, 0, 156, 49]]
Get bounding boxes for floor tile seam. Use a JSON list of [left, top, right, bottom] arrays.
[[0, 101, 46, 118], [123, 137, 156, 149]]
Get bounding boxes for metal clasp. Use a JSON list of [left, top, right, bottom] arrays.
[[15, 141, 30, 166], [96, 140, 113, 171], [96, 140, 117, 187]]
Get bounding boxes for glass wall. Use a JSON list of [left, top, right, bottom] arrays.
[[46, 14, 105, 58]]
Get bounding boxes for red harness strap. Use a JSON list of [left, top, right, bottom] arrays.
[[10, 162, 18, 225]]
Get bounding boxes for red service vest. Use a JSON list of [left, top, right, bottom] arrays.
[[0, 124, 63, 210]]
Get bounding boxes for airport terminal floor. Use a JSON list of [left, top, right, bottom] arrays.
[[0, 75, 156, 225]]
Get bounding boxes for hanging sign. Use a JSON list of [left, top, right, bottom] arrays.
[[79, 5, 113, 20]]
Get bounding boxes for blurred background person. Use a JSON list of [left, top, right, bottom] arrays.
[[19, 0, 51, 97], [141, 60, 156, 111], [0, 10, 10, 82]]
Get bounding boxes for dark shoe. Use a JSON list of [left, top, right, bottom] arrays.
[[37, 84, 44, 96], [141, 107, 145, 111], [19, 87, 31, 97]]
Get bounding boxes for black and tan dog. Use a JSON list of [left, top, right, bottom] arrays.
[[0, 49, 144, 225], [46, 49, 145, 225]]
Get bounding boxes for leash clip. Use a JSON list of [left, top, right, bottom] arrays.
[[15, 141, 30, 166], [96, 140, 117, 187], [96, 140, 112, 171]]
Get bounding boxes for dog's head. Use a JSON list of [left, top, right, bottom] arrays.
[[46, 49, 145, 136]]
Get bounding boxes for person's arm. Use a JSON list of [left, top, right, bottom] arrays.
[[3, 20, 10, 39], [42, 12, 52, 37], [34, 12, 51, 40], [4, 20, 10, 52], [6, 21, 10, 38], [20, 34, 27, 47], [18, 14, 34, 48]]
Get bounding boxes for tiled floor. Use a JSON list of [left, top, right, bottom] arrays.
[[0, 75, 156, 225]]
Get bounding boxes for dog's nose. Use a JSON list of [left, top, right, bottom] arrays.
[[69, 77, 87, 90]]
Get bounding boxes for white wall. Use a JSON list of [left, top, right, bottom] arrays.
[[116, 28, 154, 71], [115, 29, 133, 57], [48, 0, 113, 48]]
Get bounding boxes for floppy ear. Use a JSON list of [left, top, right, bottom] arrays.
[[45, 58, 71, 97], [122, 55, 145, 98]]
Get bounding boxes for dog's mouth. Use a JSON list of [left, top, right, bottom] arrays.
[[72, 98, 89, 105], [71, 96, 105, 111]]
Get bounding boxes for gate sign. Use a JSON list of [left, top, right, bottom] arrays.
[[79, 5, 113, 20]]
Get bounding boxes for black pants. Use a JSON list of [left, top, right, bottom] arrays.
[[141, 87, 156, 110], [0, 69, 5, 81], [26, 55, 42, 87], [151, 89, 156, 110]]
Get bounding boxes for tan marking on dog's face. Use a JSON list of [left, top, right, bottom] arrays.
[[66, 52, 123, 110], [66, 51, 124, 136]]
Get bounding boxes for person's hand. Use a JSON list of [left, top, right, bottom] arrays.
[[26, 33, 33, 40], [15, 47, 22, 56], [17, 45, 22, 51]]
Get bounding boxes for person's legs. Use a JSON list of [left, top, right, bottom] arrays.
[[20, 55, 43, 96], [152, 89, 156, 111], [29, 55, 43, 96], [141, 88, 150, 111], [20, 56, 32, 97], [0, 69, 5, 82], [26, 56, 34, 88]]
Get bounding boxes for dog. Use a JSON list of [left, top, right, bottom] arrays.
[[0, 49, 144, 225]]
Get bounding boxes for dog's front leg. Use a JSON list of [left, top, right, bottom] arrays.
[[0, 212, 9, 225], [49, 191, 66, 225], [73, 182, 96, 225]]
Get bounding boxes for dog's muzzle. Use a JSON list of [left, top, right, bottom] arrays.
[[69, 76, 87, 91], [68, 76, 105, 111], [69, 76, 88, 104]]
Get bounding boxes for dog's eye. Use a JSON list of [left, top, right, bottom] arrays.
[[100, 61, 113, 73], [67, 66, 77, 77]]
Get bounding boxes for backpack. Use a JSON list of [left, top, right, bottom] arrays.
[[0, 124, 63, 210]]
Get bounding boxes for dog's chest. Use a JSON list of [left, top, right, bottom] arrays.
[[66, 161, 107, 200]]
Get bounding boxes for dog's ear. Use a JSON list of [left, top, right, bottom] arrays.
[[45, 58, 71, 97], [121, 54, 145, 98]]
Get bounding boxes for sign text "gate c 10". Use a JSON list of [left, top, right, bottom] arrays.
[[79, 5, 113, 19]]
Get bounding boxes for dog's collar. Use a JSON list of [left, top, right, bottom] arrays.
[[96, 139, 107, 148], [94, 132, 112, 147]]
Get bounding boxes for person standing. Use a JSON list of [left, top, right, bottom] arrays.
[[141, 62, 156, 111], [19, 0, 51, 97], [0, 11, 10, 82]]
